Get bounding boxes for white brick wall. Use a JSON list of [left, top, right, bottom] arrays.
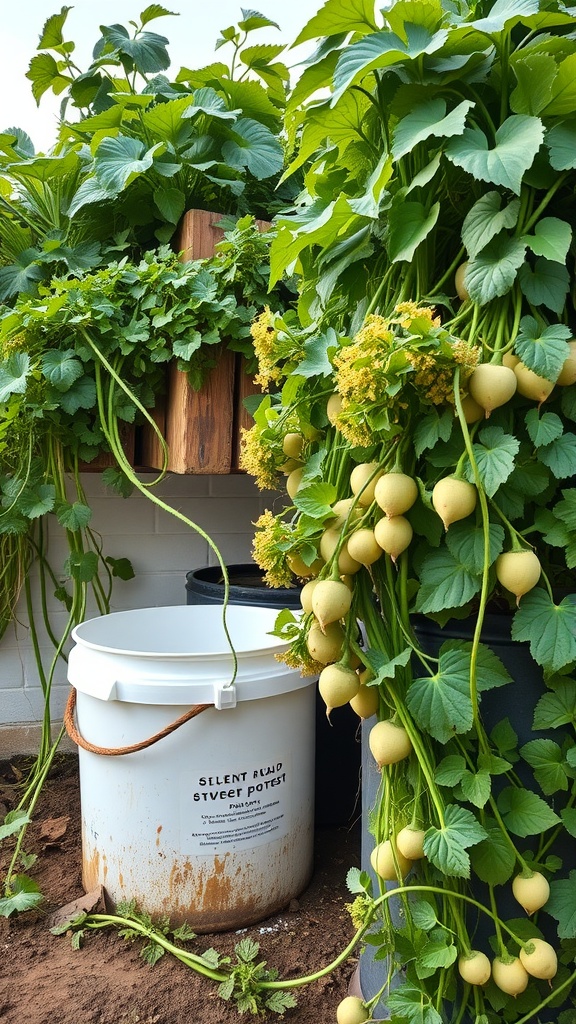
[[0, 472, 279, 746]]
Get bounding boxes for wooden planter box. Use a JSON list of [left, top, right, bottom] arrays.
[[138, 209, 266, 475]]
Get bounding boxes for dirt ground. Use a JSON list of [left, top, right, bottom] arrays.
[[0, 754, 362, 1024]]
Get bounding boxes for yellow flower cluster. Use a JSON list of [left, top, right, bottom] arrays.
[[251, 307, 282, 390], [392, 301, 441, 330], [275, 645, 323, 677], [239, 424, 280, 491], [251, 510, 294, 589], [333, 314, 393, 406], [407, 339, 480, 406]]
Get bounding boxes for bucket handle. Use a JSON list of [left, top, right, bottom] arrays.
[[64, 687, 211, 756]]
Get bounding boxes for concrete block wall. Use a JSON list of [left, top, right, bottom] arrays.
[[0, 472, 281, 753]]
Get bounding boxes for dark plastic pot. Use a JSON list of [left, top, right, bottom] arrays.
[[186, 564, 361, 827], [358, 611, 569, 1020]]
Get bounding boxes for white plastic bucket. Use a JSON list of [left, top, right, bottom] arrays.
[[67, 604, 315, 932]]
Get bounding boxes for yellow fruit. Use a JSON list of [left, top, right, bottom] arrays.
[[350, 462, 382, 507], [299, 579, 320, 614], [369, 719, 412, 766], [461, 393, 484, 424], [286, 467, 304, 499], [370, 840, 412, 881], [492, 957, 529, 996], [349, 682, 379, 719], [514, 362, 554, 404], [373, 515, 413, 561], [458, 950, 491, 986], [468, 363, 517, 416], [496, 550, 541, 603], [455, 262, 470, 301], [320, 529, 362, 575], [432, 477, 477, 530], [519, 938, 558, 980], [557, 340, 576, 386], [318, 663, 360, 710], [311, 579, 353, 629], [512, 871, 550, 915], [346, 528, 383, 566], [282, 432, 304, 459], [330, 498, 362, 530], [327, 393, 343, 425], [396, 826, 426, 861], [306, 620, 344, 665], [502, 351, 520, 370], [374, 472, 418, 517], [287, 552, 323, 579], [336, 995, 369, 1024]]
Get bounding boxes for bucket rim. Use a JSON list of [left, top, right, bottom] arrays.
[[70, 604, 295, 659]]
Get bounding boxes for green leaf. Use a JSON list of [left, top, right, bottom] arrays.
[[293, 0, 378, 46], [26, 52, 72, 103], [522, 256, 568, 315], [521, 217, 572, 264], [293, 482, 338, 519], [56, 376, 97, 415], [0, 258, 44, 301], [38, 6, 73, 49], [434, 754, 466, 787], [54, 501, 92, 531], [497, 787, 561, 837], [332, 24, 449, 105], [388, 200, 440, 263], [525, 409, 564, 447], [153, 187, 185, 225], [0, 809, 31, 841], [512, 591, 576, 673], [65, 550, 99, 583], [387, 982, 443, 1024], [445, 520, 505, 573], [537, 433, 576, 480], [561, 809, 576, 838], [94, 135, 162, 192], [222, 119, 283, 179], [407, 644, 474, 743], [469, 425, 519, 497], [295, 330, 337, 378], [465, 234, 527, 304], [416, 937, 458, 979], [533, 681, 576, 730], [0, 874, 43, 917], [97, 25, 170, 74], [413, 409, 453, 458], [41, 350, 83, 391], [514, 316, 572, 379], [470, 0, 539, 34], [545, 871, 576, 938], [460, 768, 492, 808], [520, 738, 568, 795], [470, 820, 516, 885], [541, 53, 576, 116], [409, 896, 438, 932], [415, 548, 481, 615], [0, 353, 31, 401], [19, 484, 56, 519], [462, 192, 521, 259], [391, 98, 473, 160], [546, 120, 576, 171], [106, 556, 135, 581], [445, 116, 544, 195], [554, 489, 576, 531], [510, 52, 558, 115], [424, 804, 487, 879], [139, 5, 177, 26]]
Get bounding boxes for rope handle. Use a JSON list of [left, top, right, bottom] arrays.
[[64, 687, 211, 756]]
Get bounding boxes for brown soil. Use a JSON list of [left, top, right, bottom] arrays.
[[0, 755, 362, 1024]]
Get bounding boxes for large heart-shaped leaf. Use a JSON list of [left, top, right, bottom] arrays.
[[512, 590, 576, 673], [514, 315, 572, 379], [332, 25, 449, 104], [293, 0, 378, 45], [465, 235, 526, 304], [221, 118, 283, 179], [462, 191, 520, 259], [518, 258, 570, 314], [521, 217, 572, 263], [392, 98, 473, 160], [388, 200, 440, 263], [97, 25, 170, 74], [445, 115, 544, 194], [541, 53, 576, 116], [546, 120, 576, 171], [470, 0, 539, 34], [0, 353, 31, 401], [94, 135, 162, 192]]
